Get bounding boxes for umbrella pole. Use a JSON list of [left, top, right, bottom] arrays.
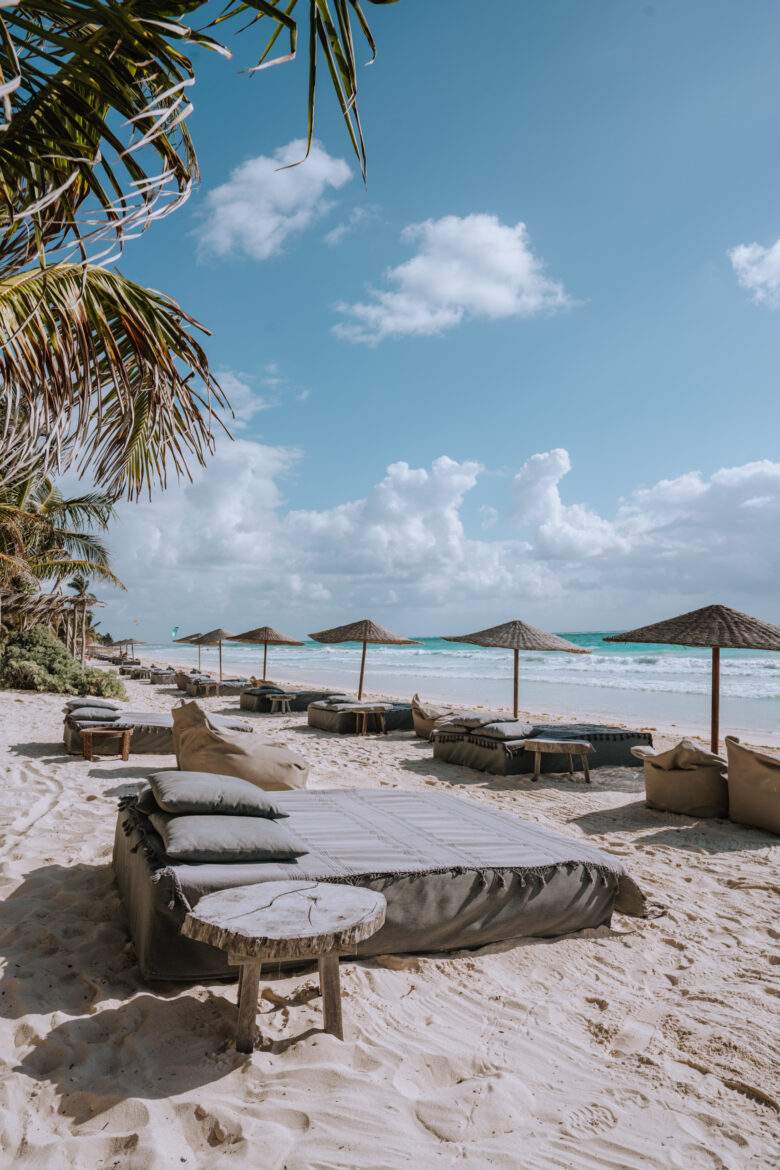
[[513, 648, 519, 719], [263, 641, 268, 682], [711, 646, 720, 753], [219, 641, 223, 682], [358, 640, 367, 700]]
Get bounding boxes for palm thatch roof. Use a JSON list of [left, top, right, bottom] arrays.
[[195, 628, 236, 645], [444, 620, 589, 654], [309, 619, 421, 646], [173, 631, 203, 644], [233, 626, 304, 646], [604, 604, 780, 650]]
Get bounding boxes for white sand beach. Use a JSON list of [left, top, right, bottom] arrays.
[[1, 678, 779, 1169]]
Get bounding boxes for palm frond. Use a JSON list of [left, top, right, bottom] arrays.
[[0, 262, 231, 497]]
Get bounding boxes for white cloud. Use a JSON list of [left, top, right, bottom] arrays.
[[324, 205, 379, 246], [729, 238, 780, 305], [334, 214, 571, 344], [197, 139, 351, 261], [100, 445, 780, 637], [217, 370, 273, 429]]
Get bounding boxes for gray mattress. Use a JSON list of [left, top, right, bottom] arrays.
[[63, 711, 252, 755], [307, 702, 414, 734], [185, 678, 251, 697], [112, 789, 648, 982], [241, 687, 345, 713], [433, 723, 652, 776]]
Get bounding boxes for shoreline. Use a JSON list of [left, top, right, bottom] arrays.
[[123, 647, 780, 751]]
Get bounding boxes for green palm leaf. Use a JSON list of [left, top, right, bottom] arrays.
[[0, 262, 230, 497]]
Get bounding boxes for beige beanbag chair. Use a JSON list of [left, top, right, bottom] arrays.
[[631, 739, 728, 818], [172, 702, 309, 791], [411, 693, 454, 740], [725, 736, 780, 835]]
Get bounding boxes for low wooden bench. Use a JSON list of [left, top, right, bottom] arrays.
[[524, 738, 595, 783], [81, 725, 132, 762], [182, 881, 387, 1052], [340, 704, 392, 736]]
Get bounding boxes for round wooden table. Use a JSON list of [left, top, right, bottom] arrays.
[[181, 881, 387, 1052], [80, 725, 133, 761]]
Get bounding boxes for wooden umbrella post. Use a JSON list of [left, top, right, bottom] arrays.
[[513, 648, 519, 719], [711, 646, 720, 754], [219, 640, 223, 682], [358, 639, 368, 700], [197, 643, 201, 671], [263, 641, 268, 682]]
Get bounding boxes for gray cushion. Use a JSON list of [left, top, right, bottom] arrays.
[[64, 698, 121, 712], [135, 786, 159, 815], [147, 771, 288, 818], [438, 712, 502, 731], [476, 721, 536, 740], [66, 706, 122, 722], [148, 812, 308, 862]]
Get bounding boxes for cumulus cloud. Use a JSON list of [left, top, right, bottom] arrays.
[[334, 214, 570, 344], [100, 445, 780, 636], [197, 139, 351, 261], [729, 238, 780, 306], [217, 371, 273, 429], [324, 204, 379, 246]]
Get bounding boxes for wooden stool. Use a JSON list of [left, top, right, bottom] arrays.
[[181, 881, 387, 1052], [81, 725, 132, 762], [524, 738, 595, 783], [270, 694, 293, 715], [342, 704, 391, 735]]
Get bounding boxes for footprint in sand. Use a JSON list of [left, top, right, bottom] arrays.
[[562, 1102, 618, 1136]]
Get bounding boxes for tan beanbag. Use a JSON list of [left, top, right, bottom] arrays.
[[725, 736, 780, 835], [631, 739, 728, 818], [172, 702, 309, 791], [411, 693, 454, 740]]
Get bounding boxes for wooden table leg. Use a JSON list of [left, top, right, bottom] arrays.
[[121, 732, 130, 762], [319, 953, 343, 1040], [381, 713, 387, 735], [234, 959, 262, 1053], [581, 754, 591, 784], [82, 732, 93, 762], [532, 749, 541, 781]]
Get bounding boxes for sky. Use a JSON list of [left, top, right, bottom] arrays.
[[95, 0, 780, 642]]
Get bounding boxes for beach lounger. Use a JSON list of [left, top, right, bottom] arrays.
[[113, 788, 649, 981], [240, 686, 347, 713], [307, 699, 414, 734], [184, 677, 252, 698], [432, 721, 652, 775], [63, 710, 252, 755]]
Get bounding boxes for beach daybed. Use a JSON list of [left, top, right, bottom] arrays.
[[240, 685, 347, 713], [113, 787, 649, 981], [308, 698, 414, 734], [432, 718, 652, 776], [63, 706, 252, 756], [185, 677, 251, 698]]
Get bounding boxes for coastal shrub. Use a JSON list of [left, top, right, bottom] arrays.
[[0, 626, 127, 699]]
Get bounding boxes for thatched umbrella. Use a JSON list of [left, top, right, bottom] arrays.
[[605, 604, 780, 752], [174, 630, 204, 671], [443, 619, 590, 719], [309, 618, 421, 699], [195, 628, 236, 682], [233, 626, 304, 682]]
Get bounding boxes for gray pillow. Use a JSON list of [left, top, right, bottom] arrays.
[[147, 771, 287, 818], [476, 721, 536, 740], [67, 707, 122, 723], [438, 712, 501, 731], [135, 785, 160, 814], [148, 812, 308, 862], [64, 697, 121, 711]]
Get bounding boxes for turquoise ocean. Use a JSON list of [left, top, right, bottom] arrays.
[[139, 633, 780, 741]]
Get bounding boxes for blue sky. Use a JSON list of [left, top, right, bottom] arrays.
[[101, 1, 780, 640]]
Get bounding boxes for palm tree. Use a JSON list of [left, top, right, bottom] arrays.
[[0, 3, 396, 497]]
